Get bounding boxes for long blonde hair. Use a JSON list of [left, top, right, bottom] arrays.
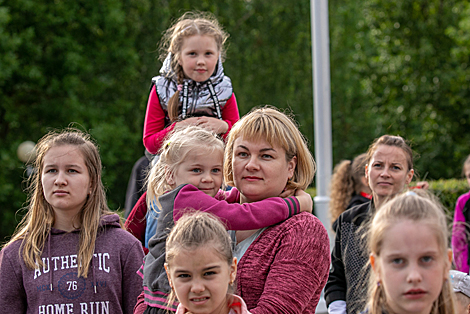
[[367, 190, 455, 314], [160, 11, 229, 122], [4, 129, 116, 278], [146, 125, 225, 208], [224, 106, 315, 191]]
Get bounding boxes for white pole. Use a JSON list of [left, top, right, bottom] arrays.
[[311, 0, 333, 248], [311, 1, 333, 313]]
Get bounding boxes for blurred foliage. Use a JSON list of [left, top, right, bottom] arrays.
[[329, 0, 470, 179], [0, 0, 150, 241], [429, 178, 469, 214], [1, 0, 470, 241]]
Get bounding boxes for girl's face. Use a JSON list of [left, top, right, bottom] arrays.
[[165, 245, 236, 314], [167, 146, 223, 197], [365, 145, 413, 204], [370, 220, 452, 314], [232, 137, 296, 204], [178, 34, 219, 82], [42, 145, 91, 219]]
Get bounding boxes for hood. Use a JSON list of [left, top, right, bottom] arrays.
[[98, 213, 122, 228], [159, 52, 226, 85], [50, 213, 122, 235]]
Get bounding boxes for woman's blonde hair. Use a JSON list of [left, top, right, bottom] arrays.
[[224, 106, 315, 191], [165, 211, 234, 307], [329, 153, 368, 222], [161, 11, 229, 122], [367, 190, 455, 314], [4, 129, 115, 278], [146, 125, 225, 209]]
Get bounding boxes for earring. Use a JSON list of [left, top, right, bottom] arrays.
[[229, 279, 234, 285]]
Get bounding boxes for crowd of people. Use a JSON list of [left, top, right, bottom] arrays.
[[1, 10, 470, 314]]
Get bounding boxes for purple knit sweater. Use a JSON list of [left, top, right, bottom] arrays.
[[236, 213, 330, 314]]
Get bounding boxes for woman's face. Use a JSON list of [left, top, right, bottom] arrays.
[[365, 144, 413, 204], [232, 137, 296, 204]]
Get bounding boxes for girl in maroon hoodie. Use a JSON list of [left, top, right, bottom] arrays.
[[0, 129, 144, 313]]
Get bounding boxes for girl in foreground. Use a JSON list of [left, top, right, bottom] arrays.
[[367, 191, 455, 314], [165, 211, 250, 314], [0, 130, 144, 313]]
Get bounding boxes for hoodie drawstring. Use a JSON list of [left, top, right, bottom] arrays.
[[47, 230, 97, 294], [92, 256, 97, 294], [48, 231, 53, 292]]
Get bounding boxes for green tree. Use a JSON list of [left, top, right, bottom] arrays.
[[329, 0, 470, 179], [0, 0, 151, 241], [3, 0, 470, 242]]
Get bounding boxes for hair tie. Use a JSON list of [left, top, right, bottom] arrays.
[[177, 84, 182, 92], [179, 25, 192, 34]]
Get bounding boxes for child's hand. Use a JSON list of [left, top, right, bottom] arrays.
[[410, 181, 430, 190], [196, 117, 229, 135], [177, 117, 200, 127], [279, 188, 296, 198], [295, 189, 313, 213], [279, 189, 313, 214]]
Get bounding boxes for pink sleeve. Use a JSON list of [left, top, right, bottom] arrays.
[[143, 85, 176, 154], [220, 93, 240, 139], [452, 193, 470, 273], [173, 185, 300, 230], [251, 216, 330, 314]]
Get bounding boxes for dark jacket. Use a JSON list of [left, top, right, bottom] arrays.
[[325, 201, 374, 314]]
